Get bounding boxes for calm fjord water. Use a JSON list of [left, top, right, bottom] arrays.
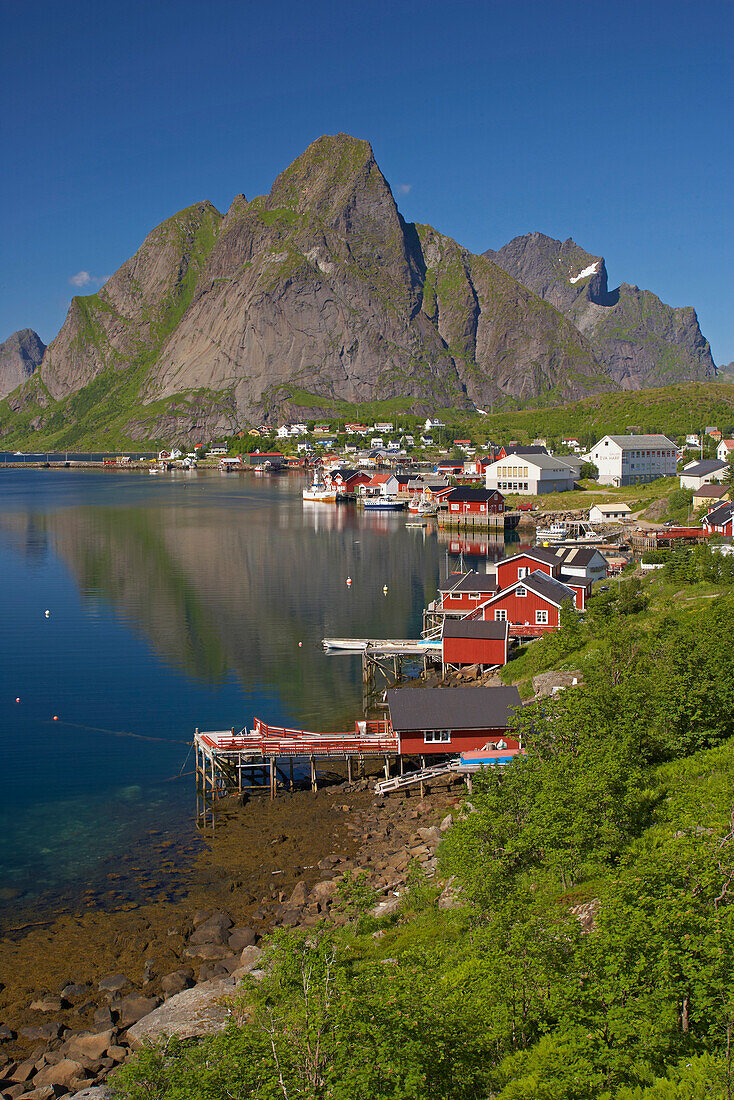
[[0, 469, 462, 917]]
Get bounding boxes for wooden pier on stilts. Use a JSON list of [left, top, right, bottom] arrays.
[[195, 718, 400, 826]]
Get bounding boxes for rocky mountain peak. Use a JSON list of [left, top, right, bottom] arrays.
[[485, 232, 715, 387], [0, 328, 46, 399]]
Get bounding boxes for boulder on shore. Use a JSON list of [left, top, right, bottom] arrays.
[[126, 979, 234, 1047]]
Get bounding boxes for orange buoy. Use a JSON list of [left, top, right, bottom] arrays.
[[346, 576, 352, 586], [53, 715, 59, 721]]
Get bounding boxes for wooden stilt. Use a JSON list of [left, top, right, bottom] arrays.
[[347, 756, 352, 784], [400, 755, 404, 776], [310, 755, 316, 792], [269, 756, 276, 800], [384, 755, 390, 780], [289, 757, 294, 790], [420, 753, 425, 800]]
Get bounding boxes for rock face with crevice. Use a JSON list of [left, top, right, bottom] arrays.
[[484, 232, 715, 389], [0, 329, 45, 400]]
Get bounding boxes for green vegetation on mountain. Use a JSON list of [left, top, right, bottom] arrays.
[[112, 575, 734, 1099]]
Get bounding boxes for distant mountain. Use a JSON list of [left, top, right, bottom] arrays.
[[717, 362, 734, 382], [0, 329, 45, 400], [1, 136, 613, 446], [484, 232, 715, 389]]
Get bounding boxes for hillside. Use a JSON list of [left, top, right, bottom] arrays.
[[0, 329, 45, 399], [0, 135, 618, 448], [485, 232, 716, 388], [469, 380, 734, 443]]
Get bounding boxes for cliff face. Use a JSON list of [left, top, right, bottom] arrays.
[[0, 329, 45, 399], [1, 136, 617, 445], [485, 232, 716, 389]]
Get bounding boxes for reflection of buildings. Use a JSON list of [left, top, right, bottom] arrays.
[[435, 528, 530, 576]]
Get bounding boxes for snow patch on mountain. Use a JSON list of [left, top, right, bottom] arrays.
[[569, 261, 601, 284]]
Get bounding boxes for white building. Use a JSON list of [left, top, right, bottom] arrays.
[[685, 433, 701, 448], [588, 503, 632, 523], [717, 439, 734, 463], [679, 459, 729, 490], [485, 452, 578, 495], [583, 434, 677, 486]]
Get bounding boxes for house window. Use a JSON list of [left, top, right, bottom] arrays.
[[495, 609, 507, 621], [517, 567, 528, 578], [516, 586, 527, 597], [535, 609, 549, 625], [424, 730, 451, 743]]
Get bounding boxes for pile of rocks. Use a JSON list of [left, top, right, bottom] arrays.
[[0, 785, 464, 1099]]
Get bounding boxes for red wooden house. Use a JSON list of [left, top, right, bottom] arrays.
[[443, 487, 505, 517], [495, 548, 560, 588], [324, 468, 371, 494], [386, 686, 522, 756], [480, 570, 577, 634], [703, 502, 734, 536], [442, 619, 509, 672], [438, 572, 498, 613]]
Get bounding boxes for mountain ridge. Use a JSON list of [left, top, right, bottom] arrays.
[[0, 135, 716, 446], [484, 231, 715, 389]]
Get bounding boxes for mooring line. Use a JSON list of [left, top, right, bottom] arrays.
[[54, 720, 189, 745]]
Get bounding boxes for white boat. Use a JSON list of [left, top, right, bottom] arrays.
[[535, 523, 568, 542], [363, 495, 404, 511], [303, 474, 337, 502]]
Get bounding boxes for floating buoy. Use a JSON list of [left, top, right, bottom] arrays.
[[383, 584, 389, 594], [346, 576, 352, 586], [15, 697, 20, 703], [298, 641, 303, 647], [44, 610, 50, 617], [53, 715, 59, 721]]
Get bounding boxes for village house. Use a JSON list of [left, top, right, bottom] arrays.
[[363, 472, 400, 496], [554, 546, 609, 585], [385, 685, 522, 757], [717, 439, 734, 462], [583, 434, 677, 486], [485, 452, 578, 494], [324, 467, 372, 495], [692, 484, 730, 508], [437, 572, 499, 614], [443, 487, 505, 518], [685, 433, 701, 448], [588, 502, 632, 523], [679, 459, 729, 490], [441, 619, 510, 674], [495, 548, 561, 587], [480, 571, 579, 632], [702, 501, 734, 537]]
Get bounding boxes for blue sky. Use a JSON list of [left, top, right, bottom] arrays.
[[2, 0, 732, 363]]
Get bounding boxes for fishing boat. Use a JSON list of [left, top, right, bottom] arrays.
[[302, 474, 337, 502], [535, 522, 568, 543], [407, 496, 437, 516], [363, 495, 405, 511]]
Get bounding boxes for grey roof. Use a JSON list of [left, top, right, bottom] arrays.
[[682, 460, 728, 476], [704, 502, 734, 526], [445, 486, 497, 502], [442, 619, 508, 641], [510, 445, 550, 455], [439, 572, 498, 594], [554, 546, 606, 566], [500, 452, 578, 472], [504, 547, 559, 567], [603, 434, 676, 448], [521, 570, 576, 607], [387, 686, 522, 732]]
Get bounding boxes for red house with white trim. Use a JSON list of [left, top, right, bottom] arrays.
[[495, 548, 560, 588], [703, 501, 734, 536], [386, 686, 522, 756], [480, 571, 578, 634], [438, 572, 498, 613], [444, 487, 505, 517]]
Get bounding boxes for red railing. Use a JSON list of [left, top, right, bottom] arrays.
[[199, 719, 397, 757]]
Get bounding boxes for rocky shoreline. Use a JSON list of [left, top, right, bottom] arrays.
[[0, 775, 463, 1099]]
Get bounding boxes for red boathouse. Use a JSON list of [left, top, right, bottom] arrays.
[[386, 686, 522, 756]]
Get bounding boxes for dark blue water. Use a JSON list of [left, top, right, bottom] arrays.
[[0, 469, 456, 916]]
